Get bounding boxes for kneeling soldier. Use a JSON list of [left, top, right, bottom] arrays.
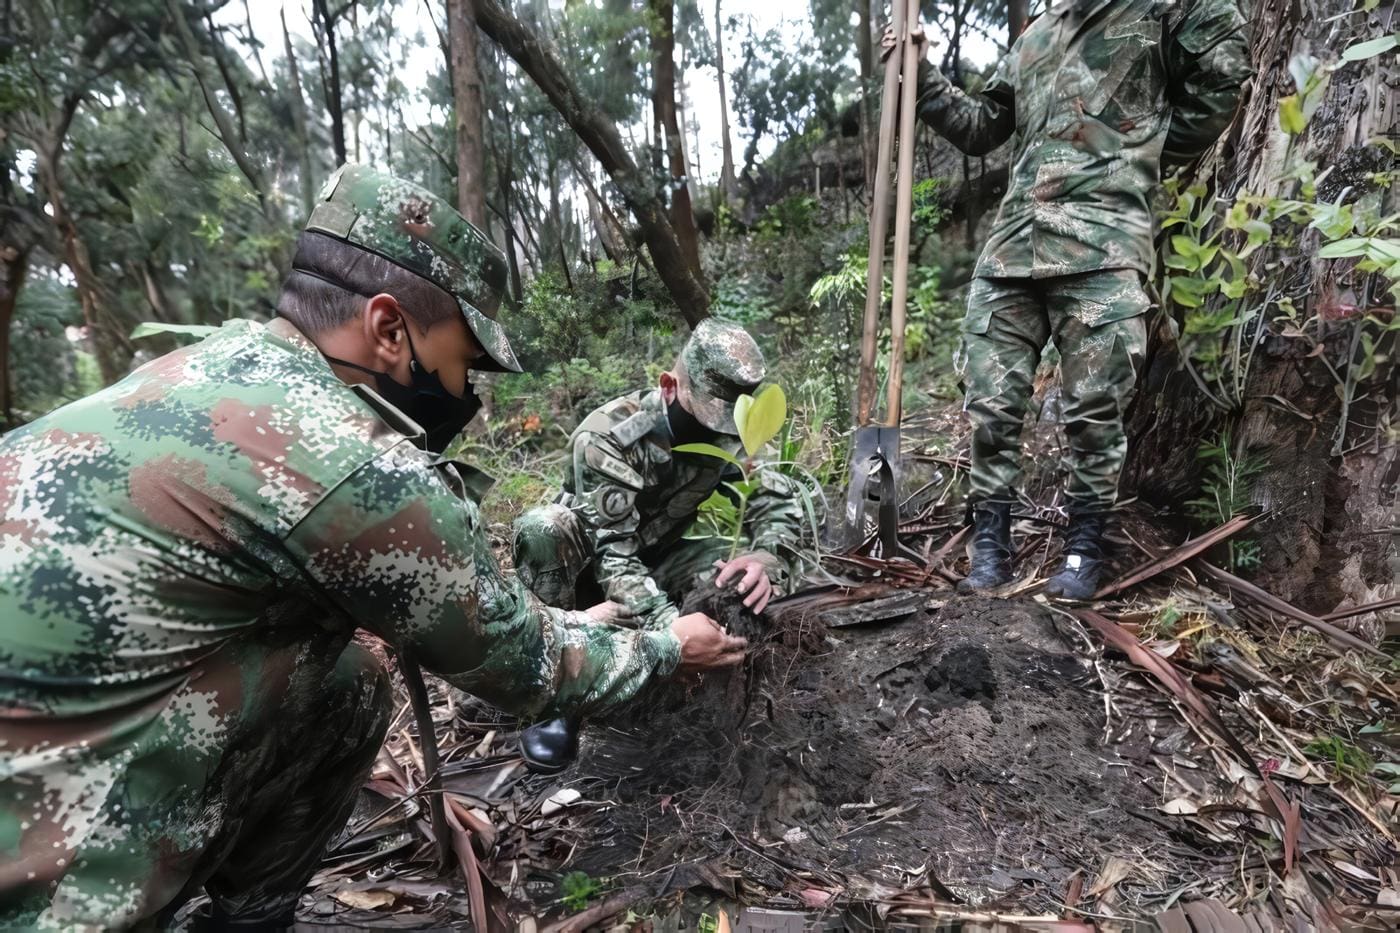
[[512, 320, 810, 771]]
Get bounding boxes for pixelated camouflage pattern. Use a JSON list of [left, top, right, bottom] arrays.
[[306, 163, 522, 373], [676, 318, 766, 435], [512, 388, 808, 629], [960, 271, 1149, 505], [916, 0, 1250, 282], [0, 319, 677, 927]]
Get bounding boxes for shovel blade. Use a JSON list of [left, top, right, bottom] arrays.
[[842, 426, 903, 553]]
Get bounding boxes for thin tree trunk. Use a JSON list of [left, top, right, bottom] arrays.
[[447, 0, 489, 226], [0, 244, 28, 426], [715, 0, 739, 205], [282, 5, 317, 217], [473, 0, 709, 324], [313, 0, 348, 166], [204, 15, 249, 143], [35, 141, 126, 384], [168, 0, 270, 217], [649, 0, 703, 283], [242, 0, 271, 86]]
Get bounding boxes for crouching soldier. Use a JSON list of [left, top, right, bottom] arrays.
[[511, 319, 812, 771], [0, 165, 744, 931]]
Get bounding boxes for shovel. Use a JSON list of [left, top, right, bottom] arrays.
[[843, 0, 922, 560]]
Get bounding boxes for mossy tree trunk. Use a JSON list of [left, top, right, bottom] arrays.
[[1123, 0, 1397, 618]]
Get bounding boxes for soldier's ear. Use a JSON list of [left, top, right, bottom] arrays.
[[364, 293, 408, 367], [658, 370, 679, 405]]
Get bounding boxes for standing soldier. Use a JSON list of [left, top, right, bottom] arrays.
[[0, 165, 744, 930], [511, 319, 811, 771], [886, 0, 1250, 597]]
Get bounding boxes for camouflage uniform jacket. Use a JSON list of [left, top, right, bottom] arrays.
[[0, 319, 679, 757], [916, 0, 1250, 284], [561, 389, 806, 629]]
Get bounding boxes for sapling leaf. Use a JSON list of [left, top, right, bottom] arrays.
[[674, 442, 745, 471]]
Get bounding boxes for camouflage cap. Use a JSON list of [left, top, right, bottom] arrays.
[[676, 318, 766, 435], [304, 163, 521, 373]]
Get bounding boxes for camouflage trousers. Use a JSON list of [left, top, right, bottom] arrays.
[[512, 504, 731, 626], [0, 627, 391, 929], [959, 270, 1149, 508]]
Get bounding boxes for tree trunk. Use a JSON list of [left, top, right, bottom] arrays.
[[649, 0, 703, 284], [1007, 0, 1028, 46], [1123, 0, 1398, 617], [313, 0, 348, 166], [0, 243, 28, 426], [715, 0, 739, 205], [35, 140, 127, 384], [473, 0, 709, 325], [282, 5, 317, 218], [447, 0, 488, 227]]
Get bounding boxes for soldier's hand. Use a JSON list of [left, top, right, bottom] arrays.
[[584, 600, 635, 625], [714, 554, 776, 614], [671, 612, 747, 672], [880, 22, 932, 62]]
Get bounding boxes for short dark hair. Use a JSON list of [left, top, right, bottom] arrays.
[[276, 231, 460, 334]]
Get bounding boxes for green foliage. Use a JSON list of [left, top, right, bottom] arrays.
[[9, 277, 82, 417], [1304, 735, 1375, 786], [678, 383, 789, 559], [755, 194, 818, 242], [559, 871, 603, 912], [1186, 432, 1263, 573], [697, 914, 720, 933]]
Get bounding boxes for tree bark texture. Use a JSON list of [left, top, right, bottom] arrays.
[[447, 0, 489, 228], [715, 0, 740, 204], [649, 0, 704, 282], [1123, 0, 1398, 616], [473, 0, 710, 326]]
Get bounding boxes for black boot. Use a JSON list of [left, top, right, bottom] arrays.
[[957, 500, 1014, 593], [1044, 507, 1109, 601], [520, 717, 580, 774]]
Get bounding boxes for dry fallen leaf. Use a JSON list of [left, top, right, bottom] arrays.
[[1088, 856, 1135, 897], [333, 888, 397, 910], [542, 787, 583, 816], [1160, 797, 1200, 815]]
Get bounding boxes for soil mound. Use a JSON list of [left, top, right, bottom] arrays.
[[560, 590, 1186, 911]]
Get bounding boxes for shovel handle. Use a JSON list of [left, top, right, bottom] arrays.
[[884, 0, 921, 428], [856, 0, 906, 427]]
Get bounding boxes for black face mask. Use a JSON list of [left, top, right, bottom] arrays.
[[666, 394, 719, 447], [326, 329, 481, 453]]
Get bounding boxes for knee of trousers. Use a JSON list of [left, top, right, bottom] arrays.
[[512, 504, 590, 601], [326, 643, 394, 752]]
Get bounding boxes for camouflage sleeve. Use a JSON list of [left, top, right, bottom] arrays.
[[741, 470, 816, 595], [285, 444, 680, 719], [914, 53, 1016, 156], [571, 431, 680, 630], [1163, 0, 1251, 168]]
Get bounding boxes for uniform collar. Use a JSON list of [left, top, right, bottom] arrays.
[[265, 316, 432, 449]]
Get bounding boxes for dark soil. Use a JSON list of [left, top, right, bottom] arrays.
[[553, 588, 1196, 912]]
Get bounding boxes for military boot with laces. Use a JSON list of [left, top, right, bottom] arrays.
[[957, 500, 1014, 594], [1044, 507, 1109, 601]]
